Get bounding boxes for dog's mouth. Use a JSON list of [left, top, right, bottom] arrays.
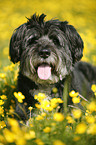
[[36, 63, 55, 80]]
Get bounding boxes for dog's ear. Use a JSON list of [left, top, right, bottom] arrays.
[[66, 24, 84, 63], [61, 22, 84, 63], [9, 24, 26, 63]]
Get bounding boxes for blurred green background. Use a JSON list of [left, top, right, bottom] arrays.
[[0, 0, 96, 67]]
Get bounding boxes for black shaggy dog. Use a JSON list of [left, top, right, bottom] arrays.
[[9, 14, 96, 121]]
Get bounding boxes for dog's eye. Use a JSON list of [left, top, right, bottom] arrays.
[[51, 36, 60, 45], [27, 36, 37, 45]]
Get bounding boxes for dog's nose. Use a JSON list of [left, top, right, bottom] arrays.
[[39, 48, 50, 59]]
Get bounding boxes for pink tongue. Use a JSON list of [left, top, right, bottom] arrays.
[[37, 65, 51, 80]]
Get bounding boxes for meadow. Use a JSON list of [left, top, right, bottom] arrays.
[[0, 0, 96, 144]]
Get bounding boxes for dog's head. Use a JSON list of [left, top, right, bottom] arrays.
[[9, 14, 84, 85]]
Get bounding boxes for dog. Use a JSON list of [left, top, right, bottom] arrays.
[[9, 14, 96, 121]]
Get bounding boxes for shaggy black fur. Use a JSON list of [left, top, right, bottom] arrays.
[[9, 14, 96, 121]]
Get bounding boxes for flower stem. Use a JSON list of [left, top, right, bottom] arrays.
[[63, 76, 70, 116]]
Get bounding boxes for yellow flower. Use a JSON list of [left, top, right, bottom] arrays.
[[9, 106, 14, 114], [35, 115, 44, 120], [3, 128, 15, 143], [52, 87, 58, 93], [66, 115, 75, 124], [34, 95, 38, 100], [40, 100, 51, 110], [34, 93, 46, 102], [72, 97, 80, 104], [85, 110, 91, 116], [53, 113, 64, 122], [41, 112, 46, 117], [3, 119, 26, 144], [69, 90, 79, 97], [0, 135, 5, 143], [37, 99, 53, 111], [28, 106, 33, 111], [0, 73, 6, 79], [51, 98, 63, 104], [15, 138, 26, 145], [25, 130, 36, 140], [72, 109, 82, 119], [35, 103, 41, 109], [3, 63, 15, 72], [38, 93, 46, 99], [7, 118, 21, 134], [0, 95, 7, 100], [53, 140, 65, 145], [50, 98, 63, 109], [14, 92, 25, 103], [0, 121, 6, 129], [35, 139, 44, 145], [8, 118, 19, 128], [45, 106, 53, 111], [86, 116, 95, 124], [75, 123, 87, 134], [56, 98, 63, 103], [50, 98, 58, 108], [43, 127, 51, 133], [14, 69, 19, 82], [87, 123, 96, 135], [87, 101, 96, 112], [0, 100, 4, 106], [91, 84, 96, 92]]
